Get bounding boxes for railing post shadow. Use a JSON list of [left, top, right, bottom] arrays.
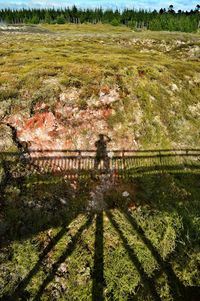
[[92, 212, 104, 301], [1, 148, 200, 179], [158, 150, 163, 173], [78, 150, 81, 174]]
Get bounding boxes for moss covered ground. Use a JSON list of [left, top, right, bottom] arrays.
[[0, 24, 200, 147], [0, 24, 200, 300], [0, 169, 200, 300]]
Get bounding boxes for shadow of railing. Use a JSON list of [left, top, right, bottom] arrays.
[[1, 156, 200, 300], [1, 149, 199, 244], [1, 149, 200, 179]]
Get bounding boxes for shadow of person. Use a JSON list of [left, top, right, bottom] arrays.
[[94, 134, 111, 171]]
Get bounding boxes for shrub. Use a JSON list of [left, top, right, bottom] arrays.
[[0, 88, 18, 101], [111, 18, 120, 26], [29, 16, 40, 24], [60, 77, 82, 88], [56, 15, 66, 24]]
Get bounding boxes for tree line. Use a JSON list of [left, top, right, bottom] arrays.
[[0, 5, 199, 32]]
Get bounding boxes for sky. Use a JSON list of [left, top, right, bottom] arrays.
[[0, 0, 198, 11]]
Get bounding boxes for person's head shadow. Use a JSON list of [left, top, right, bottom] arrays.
[[95, 134, 111, 149]]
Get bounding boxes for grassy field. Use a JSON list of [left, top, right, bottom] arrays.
[[0, 24, 200, 148], [0, 24, 200, 300]]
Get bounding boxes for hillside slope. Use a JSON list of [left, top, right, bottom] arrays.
[[0, 24, 200, 151]]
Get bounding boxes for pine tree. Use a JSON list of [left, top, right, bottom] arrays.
[[56, 14, 65, 24], [44, 11, 51, 24]]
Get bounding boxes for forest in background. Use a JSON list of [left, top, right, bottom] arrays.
[[0, 5, 200, 32]]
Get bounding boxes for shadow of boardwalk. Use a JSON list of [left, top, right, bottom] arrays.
[[92, 212, 104, 301], [11, 217, 78, 299], [31, 215, 94, 301], [0, 174, 85, 245], [120, 209, 185, 300], [0, 148, 200, 178], [3, 216, 93, 301], [106, 211, 162, 301], [0, 150, 200, 300]]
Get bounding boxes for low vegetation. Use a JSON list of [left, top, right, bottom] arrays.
[[0, 162, 200, 300], [0, 24, 200, 300], [0, 24, 200, 149]]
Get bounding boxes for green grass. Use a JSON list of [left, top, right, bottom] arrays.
[[0, 24, 200, 148], [41, 23, 132, 33], [0, 169, 200, 300]]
